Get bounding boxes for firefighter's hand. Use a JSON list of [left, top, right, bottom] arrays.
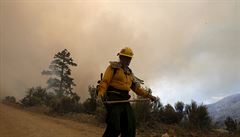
[[148, 94, 157, 102]]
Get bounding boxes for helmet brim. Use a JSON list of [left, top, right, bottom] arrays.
[[117, 53, 133, 58]]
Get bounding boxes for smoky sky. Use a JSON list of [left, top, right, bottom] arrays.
[[0, 1, 239, 105]]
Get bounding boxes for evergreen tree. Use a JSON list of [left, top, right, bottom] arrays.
[[42, 49, 77, 96], [3, 96, 16, 103]]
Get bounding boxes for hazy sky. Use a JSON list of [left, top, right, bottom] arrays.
[[0, 0, 239, 105]]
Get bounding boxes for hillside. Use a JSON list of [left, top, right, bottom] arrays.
[[207, 93, 240, 124]]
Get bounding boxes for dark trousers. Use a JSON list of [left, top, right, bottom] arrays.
[[103, 103, 136, 137]]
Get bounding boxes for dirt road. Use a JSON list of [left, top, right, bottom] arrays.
[[0, 103, 103, 137]]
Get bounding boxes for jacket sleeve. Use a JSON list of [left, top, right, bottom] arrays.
[[131, 82, 149, 98], [98, 65, 114, 97]]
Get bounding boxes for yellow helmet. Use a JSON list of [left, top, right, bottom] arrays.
[[117, 47, 134, 58]]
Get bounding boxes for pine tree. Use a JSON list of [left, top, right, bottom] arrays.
[[42, 49, 77, 96]]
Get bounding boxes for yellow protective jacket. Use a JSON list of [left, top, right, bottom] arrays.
[[98, 61, 149, 98]]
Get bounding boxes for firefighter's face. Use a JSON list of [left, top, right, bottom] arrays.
[[119, 55, 132, 67]]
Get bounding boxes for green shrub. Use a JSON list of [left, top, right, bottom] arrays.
[[49, 93, 82, 114], [21, 96, 44, 106], [238, 121, 240, 132], [225, 116, 237, 133], [82, 85, 97, 114], [133, 95, 163, 127], [133, 99, 153, 126], [21, 87, 47, 107], [95, 100, 107, 123], [175, 101, 185, 123], [185, 101, 212, 130], [3, 96, 16, 103], [160, 104, 179, 124]]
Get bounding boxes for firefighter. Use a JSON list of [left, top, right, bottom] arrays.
[[98, 47, 157, 137]]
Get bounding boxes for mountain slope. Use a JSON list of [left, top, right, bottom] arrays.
[[207, 93, 240, 124]]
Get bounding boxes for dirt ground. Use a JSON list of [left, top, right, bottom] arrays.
[[0, 103, 104, 137]]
